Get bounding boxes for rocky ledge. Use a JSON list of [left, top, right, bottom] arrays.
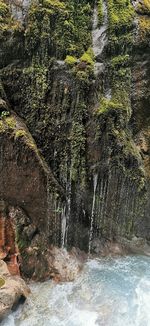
[[91, 237, 150, 257]]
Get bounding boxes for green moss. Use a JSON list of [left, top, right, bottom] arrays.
[[0, 277, 5, 288], [14, 128, 38, 153], [15, 129, 27, 138], [0, 1, 9, 17], [65, 55, 78, 65], [25, 0, 93, 59], [76, 70, 90, 82], [138, 16, 150, 46], [97, 97, 124, 115], [5, 117, 16, 129], [98, 0, 103, 25], [80, 48, 94, 66], [137, 0, 150, 15], [70, 103, 87, 184], [1, 117, 16, 130], [110, 54, 130, 68], [106, 1, 134, 122], [42, 0, 66, 10], [22, 63, 48, 111], [107, 0, 135, 55], [0, 120, 4, 132], [0, 0, 22, 34], [65, 48, 94, 82], [108, 0, 134, 34]]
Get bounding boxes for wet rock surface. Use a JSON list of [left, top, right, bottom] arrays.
[[91, 237, 150, 257], [0, 0, 149, 290], [47, 247, 85, 282], [0, 260, 30, 321]]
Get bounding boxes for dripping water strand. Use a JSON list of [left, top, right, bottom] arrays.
[[61, 206, 66, 248], [89, 173, 98, 254], [61, 176, 71, 248], [65, 177, 71, 247], [46, 176, 51, 236]]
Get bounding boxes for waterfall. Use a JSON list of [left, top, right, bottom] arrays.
[[92, 0, 108, 74], [89, 173, 98, 253], [11, 0, 30, 22], [92, 1, 112, 98]]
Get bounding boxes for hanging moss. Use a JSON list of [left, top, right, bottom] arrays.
[[70, 120, 86, 182], [107, 0, 135, 55], [97, 0, 103, 25], [96, 97, 124, 115], [110, 54, 130, 68], [25, 0, 93, 60], [65, 55, 78, 65], [138, 16, 150, 47], [108, 0, 134, 34]]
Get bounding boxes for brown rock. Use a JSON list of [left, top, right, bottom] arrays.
[[0, 260, 30, 321], [47, 246, 85, 282]]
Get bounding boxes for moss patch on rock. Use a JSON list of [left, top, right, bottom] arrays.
[[25, 0, 93, 60], [137, 0, 150, 16], [0, 277, 5, 288]]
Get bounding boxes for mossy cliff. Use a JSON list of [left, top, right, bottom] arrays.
[[0, 0, 150, 262]]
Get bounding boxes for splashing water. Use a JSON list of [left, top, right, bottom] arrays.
[[2, 255, 150, 326]]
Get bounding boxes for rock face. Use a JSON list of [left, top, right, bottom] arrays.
[[0, 260, 30, 321], [0, 112, 64, 242], [0, 111, 65, 279], [45, 247, 85, 282], [0, 0, 150, 276]]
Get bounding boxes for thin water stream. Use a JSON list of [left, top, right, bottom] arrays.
[[92, 0, 108, 75], [89, 174, 98, 254], [2, 255, 150, 326], [61, 206, 67, 248], [92, 1, 108, 58]]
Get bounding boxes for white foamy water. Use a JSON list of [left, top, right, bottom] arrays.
[[2, 256, 150, 326]]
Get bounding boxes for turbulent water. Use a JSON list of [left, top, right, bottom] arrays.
[[2, 256, 150, 326]]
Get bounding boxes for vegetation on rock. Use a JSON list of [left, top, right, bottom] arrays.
[[0, 277, 5, 287], [137, 0, 150, 15], [0, 0, 150, 251], [97, 0, 103, 25]]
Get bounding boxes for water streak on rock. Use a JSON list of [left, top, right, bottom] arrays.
[[61, 206, 66, 248], [89, 173, 98, 253], [65, 178, 71, 247]]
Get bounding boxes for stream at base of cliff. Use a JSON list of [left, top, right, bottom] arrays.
[[2, 255, 150, 326]]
